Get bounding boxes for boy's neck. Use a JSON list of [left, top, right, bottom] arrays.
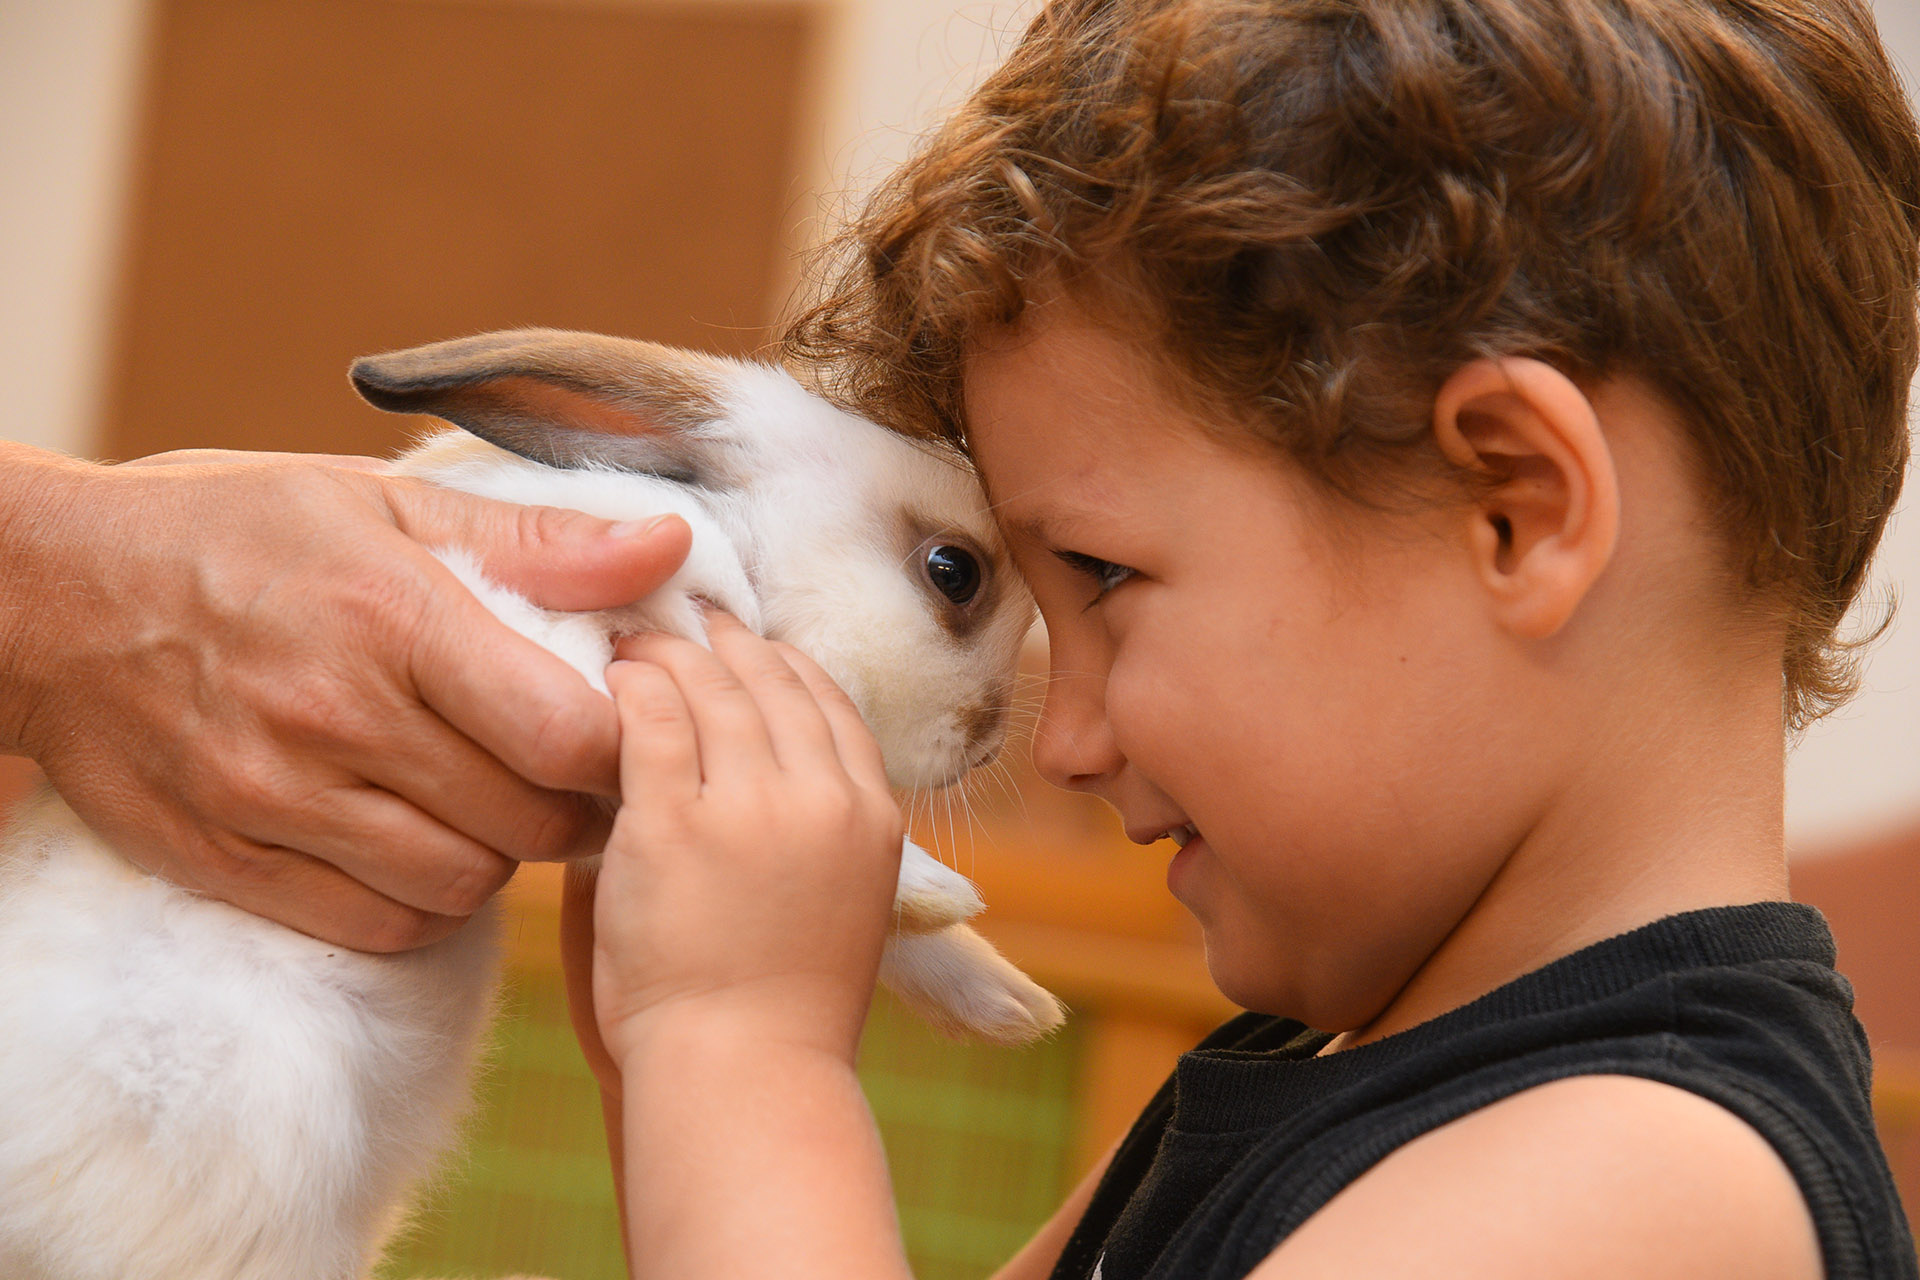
[[1328, 650, 1788, 1054]]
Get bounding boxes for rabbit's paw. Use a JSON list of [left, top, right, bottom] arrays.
[[878, 925, 1066, 1045], [892, 839, 986, 934]]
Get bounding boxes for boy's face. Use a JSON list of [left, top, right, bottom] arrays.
[[965, 306, 1543, 1030]]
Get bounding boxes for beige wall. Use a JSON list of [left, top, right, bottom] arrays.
[[0, 0, 1039, 457], [1, 0, 1914, 846], [0, 0, 149, 455], [1786, 0, 1920, 851]]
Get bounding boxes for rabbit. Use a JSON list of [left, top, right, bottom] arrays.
[[0, 329, 1063, 1280]]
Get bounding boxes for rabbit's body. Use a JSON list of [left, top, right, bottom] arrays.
[[0, 793, 500, 1280], [0, 331, 1059, 1280]]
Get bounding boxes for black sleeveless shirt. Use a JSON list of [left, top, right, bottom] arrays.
[[1049, 903, 1916, 1280]]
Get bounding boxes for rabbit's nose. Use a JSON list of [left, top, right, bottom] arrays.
[[960, 702, 1009, 768]]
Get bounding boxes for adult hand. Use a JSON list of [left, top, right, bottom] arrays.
[[0, 442, 690, 952]]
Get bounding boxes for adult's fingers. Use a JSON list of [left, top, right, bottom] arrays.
[[406, 571, 625, 795], [382, 478, 691, 613], [241, 782, 517, 919], [117, 449, 389, 471], [354, 714, 611, 863], [172, 828, 464, 954]]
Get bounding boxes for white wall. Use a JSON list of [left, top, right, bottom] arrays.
[[1, 0, 1915, 846]]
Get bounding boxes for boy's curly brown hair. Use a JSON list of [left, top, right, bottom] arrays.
[[785, 0, 1920, 728]]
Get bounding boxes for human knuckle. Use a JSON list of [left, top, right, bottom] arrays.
[[865, 785, 903, 826], [610, 660, 671, 700], [198, 832, 282, 893], [216, 758, 291, 821], [431, 852, 511, 917], [626, 702, 691, 744], [769, 641, 817, 672], [519, 503, 587, 555], [347, 565, 435, 644], [724, 775, 773, 814], [684, 662, 745, 699], [359, 903, 441, 954], [840, 782, 898, 834], [266, 461, 342, 507], [876, 808, 907, 849], [757, 657, 809, 691], [798, 783, 861, 831], [520, 695, 598, 786], [622, 803, 685, 847], [266, 678, 365, 747], [813, 677, 860, 713], [523, 797, 592, 862], [641, 813, 696, 854]]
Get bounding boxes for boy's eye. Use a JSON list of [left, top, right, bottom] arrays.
[[1054, 549, 1136, 599]]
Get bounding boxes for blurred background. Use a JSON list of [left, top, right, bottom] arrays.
[[2, 0, 1917, 1275]]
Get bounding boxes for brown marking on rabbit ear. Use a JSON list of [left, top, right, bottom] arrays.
[[349, 328, 745, 486]]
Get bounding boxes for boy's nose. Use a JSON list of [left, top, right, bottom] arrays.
[[1030, 668, 1124, 794]]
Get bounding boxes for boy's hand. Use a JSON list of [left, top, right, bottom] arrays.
[[591, 613, 903, 1068]]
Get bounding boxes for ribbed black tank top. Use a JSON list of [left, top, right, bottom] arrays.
[[1048, 903, 1915, 1280]]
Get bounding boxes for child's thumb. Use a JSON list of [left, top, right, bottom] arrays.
[[385, 481, 692, 611]]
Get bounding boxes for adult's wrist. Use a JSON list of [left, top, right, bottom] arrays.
[[0, 443, 102, 757]]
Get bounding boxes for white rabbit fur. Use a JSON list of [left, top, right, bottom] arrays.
[[0, 330, 1061, 1280]]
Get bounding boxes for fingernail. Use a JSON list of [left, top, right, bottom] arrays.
[[609, 514, 673, 539]]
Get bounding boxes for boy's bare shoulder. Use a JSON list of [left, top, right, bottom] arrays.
[[1252, 1073, 1822, 1279]]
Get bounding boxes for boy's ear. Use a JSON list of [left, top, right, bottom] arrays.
[[1430, 358, 1620, 640]]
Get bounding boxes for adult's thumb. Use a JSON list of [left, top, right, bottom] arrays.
[[385, 480, 692, 611]]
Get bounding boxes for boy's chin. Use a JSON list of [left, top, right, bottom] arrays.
[[1200, 934, 1398, 1033], [1199, 936, 1295, 1019]]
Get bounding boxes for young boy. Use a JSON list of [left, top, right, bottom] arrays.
[[564, 0, 1920, 1277]]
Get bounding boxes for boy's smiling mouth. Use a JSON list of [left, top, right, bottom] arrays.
[[1131, 822, 1199, 848]]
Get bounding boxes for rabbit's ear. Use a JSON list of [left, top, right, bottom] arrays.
[[350, 328, 744, 486]]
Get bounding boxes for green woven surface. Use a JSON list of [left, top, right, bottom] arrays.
[[862, 991, 1082, 1280], [375, 971, 624, 1280], [377, 967, 1081, 1280]]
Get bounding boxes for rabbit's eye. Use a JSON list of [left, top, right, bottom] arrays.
[[925, 545, 982, 606]]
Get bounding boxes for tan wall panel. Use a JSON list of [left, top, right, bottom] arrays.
[[101, 0, 817, 461]]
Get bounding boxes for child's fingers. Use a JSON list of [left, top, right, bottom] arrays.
[[770, 641, 892, 792], [702, 613, 843, 772], [606, 659, 701, 808], [619, 631, 776, 776]]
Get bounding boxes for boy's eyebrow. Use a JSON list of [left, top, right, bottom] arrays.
[[999, 503, 1097, 546]]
